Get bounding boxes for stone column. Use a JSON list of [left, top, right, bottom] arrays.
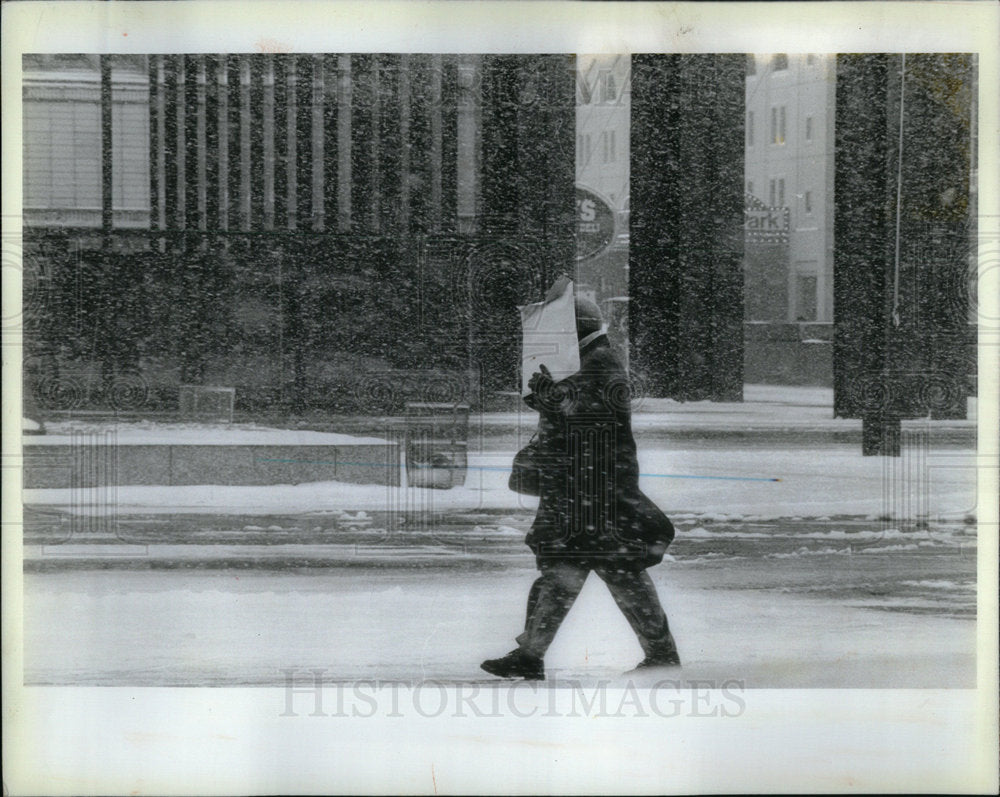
[[833, 54, 975, 455], [629, 54, 745, 401]]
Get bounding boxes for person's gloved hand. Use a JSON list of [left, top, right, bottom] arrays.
[[527, 363, 554, 397]]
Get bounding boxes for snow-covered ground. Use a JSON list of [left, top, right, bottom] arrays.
[[23, 443, 978, 520], [22, 557, 976, 689], [25, 420, 390, 446], [17, 389, 983, 690], [21, 506, 977, 688]]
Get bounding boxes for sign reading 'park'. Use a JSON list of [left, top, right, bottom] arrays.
[[744, 193, 790, 244], [575, 186, 617, 261]]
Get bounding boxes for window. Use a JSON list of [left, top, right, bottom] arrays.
[[768, 178, 786, 207], [807, 53, 818, 66], [598, 70, 617, 104], [23, 93, 149, 217], [746, 55, 756, 76], [772, 53, 788, 71], [746, 180, 754, 196], [601, 130, 616, 163], [23, 99, 101, 211], [804, 190, 813, 214], [795, 274, 818, 321], [747, 111, 754, 146], [771, 106, 786, 144], [580, 133, 591, 166], [805, 116, 813, 141]]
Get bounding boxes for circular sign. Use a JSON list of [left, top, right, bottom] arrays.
[[575, 186, 617, 261]]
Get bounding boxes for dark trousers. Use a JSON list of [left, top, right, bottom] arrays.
[[515, 560, 676, 659]]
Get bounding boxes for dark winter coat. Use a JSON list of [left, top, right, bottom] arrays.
[[523, 334, 675, 570]]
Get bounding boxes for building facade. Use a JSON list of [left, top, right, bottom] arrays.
[[575, 52, 838, 385], [23, 55, 151, 229], [21, 54, 576, 414], [574, 54, 630, 305], [22, 52, 973, 409], [742, 53, 837, 385]]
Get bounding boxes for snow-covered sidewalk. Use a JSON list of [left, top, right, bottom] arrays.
[[21, 382, 979, 519], [23, 563, 976, 688], [24, 443, 978, 520]]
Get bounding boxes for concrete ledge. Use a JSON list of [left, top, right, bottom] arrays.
[[23, 441, 400, 488]]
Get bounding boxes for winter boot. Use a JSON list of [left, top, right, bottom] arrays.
[[631, 650, 681, 670], [480, 648, 545, 680], [630, 632, 681, 671]]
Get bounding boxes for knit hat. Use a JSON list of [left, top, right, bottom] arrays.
[[574, 296, 604, 337]]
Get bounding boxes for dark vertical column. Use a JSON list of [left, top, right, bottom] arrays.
[[310, 55, 325, 231], [295, 55, 314, 230], [480, 56, 520, 236], [630, 56, 680, 397], [536, 54, 576, 272], [704, 55, 746, 401], [370, 56, 382, 234], [204, 55, 220, 233], [899, 54, 975, 421], [100, 55, 113, 234], [833, 55, 891, 426], [226, 55, 242, 231], [273, 55, 289, 229], [629, 54, 745, 400], [181, 55, 204, 383], [428, 55, 443, 232], [337, 54, 353, 232], [440, 55, 459, 232], [398, 55, 412, 234], [516, 56, 549, 237], [378, 56, 401, 235], [284, 58, 298, 228], [163, 56, 179, 230], [183, 55, 200, 233], [834, 54, 975, 454], [480, 55, 576, 249], [408, 55, 430, 234], [249, 57, 265, 229], [350, 54, 375, 233], [98, 55, 115, 390], [475, 55, 576, 391], [322, 54, 340, 231], [148, 56, 161, 232]]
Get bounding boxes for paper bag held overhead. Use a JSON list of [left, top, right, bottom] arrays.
[[519, 276, 581, 397]]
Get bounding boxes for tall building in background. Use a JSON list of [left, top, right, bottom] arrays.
[[575, 54, 630, 304], [743, 53, 837, 385], [576, 52, 837, 386]]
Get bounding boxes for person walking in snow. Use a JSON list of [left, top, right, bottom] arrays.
[[481, 296, 680, 680]]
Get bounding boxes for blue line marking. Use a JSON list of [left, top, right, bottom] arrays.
[[254, 458, 781, 482]]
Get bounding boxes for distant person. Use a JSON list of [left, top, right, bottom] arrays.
[[481, 296, 679, 680]]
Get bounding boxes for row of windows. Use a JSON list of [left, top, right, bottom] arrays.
[[576, 130, 618, 165], [746, 52, 821, 76], [746, 107, 816, 146], [746, 179, 814, 214]]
